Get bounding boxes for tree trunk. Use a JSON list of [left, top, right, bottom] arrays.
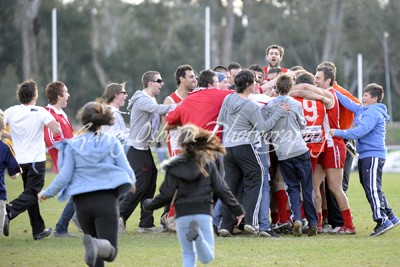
[[91, 8, 109, 88], [321, 0, 343, 61], [17, 0, 41, 80], [221, 0, 235, 66]]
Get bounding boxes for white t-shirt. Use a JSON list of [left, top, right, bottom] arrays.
[[5, 104, 54, 164]]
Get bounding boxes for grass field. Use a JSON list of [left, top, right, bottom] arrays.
[[1, 171, 399, 267]]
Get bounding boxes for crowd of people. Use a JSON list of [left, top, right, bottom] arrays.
[[1, 44, 399, 266]]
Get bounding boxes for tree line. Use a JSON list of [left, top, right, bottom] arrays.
[[1, 0, 399, 123]]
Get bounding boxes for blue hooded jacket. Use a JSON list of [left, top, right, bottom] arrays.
[[42, 132, 135, 201], [334, 92, 390, 159]]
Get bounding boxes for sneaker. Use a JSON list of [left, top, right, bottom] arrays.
[[337, 225, 356, 235], [219, 229, 232, 237], [71, 213, 82, 232], [259, 229, 279, 238], [160, 213, 176, 232], [328, 226, 342, 234], [137, 226, 163, 233], [273, 221, 292, 233], [33, 227, 52, 240], [3, 214, 10, 237], [370, 219, 394, 237], [308, 225, 318, 237], [83, 234, 97, 267], [322, 223, 333, 233], [243, 224, 259, 236], [389, 215, 400, 228], [118, 217, 127, 234], [293, 220, 302, 237], [186, 220, 199, 241], [301, 219, 309, 233], [53, 231, 78, 238]]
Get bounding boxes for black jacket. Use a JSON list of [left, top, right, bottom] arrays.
[[143, 156, 244, 218]]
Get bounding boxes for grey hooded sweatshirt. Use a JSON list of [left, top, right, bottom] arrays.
[[264, 95, 308, 160], [126, 90, 175, 149], [217, 93, 286, 148]]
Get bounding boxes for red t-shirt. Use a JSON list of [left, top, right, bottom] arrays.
[[44, 106, 74, 172], [166, 89, 233, 140]]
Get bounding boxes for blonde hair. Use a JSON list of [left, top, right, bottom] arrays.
[[178, 124, 226, 176]]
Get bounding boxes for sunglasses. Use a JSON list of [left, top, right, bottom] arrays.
[[119, 91, 127, 95], [152, 79, 163, 83]]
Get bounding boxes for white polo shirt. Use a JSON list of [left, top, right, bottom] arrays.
[[5, 104, 54, 164]]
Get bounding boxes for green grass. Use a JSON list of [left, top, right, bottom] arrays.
[[1, 171, 400, 266]]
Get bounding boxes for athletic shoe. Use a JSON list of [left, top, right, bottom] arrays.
[[186, 220, 199, 241], [118, 217, 127, 234], [71, 213, 82, 232], [389, 215, 400, 228], [301, 219, 309, 233], [370, 219, 394, 237], [337, 225, 356, 235], [273, 221, 292, 233], [293, 220, 302, 237], [328, 226, 341, 234], [308, 225, 318, 237], [137, 226, 163, 233], [33, 227, 52, 240], [3, 214, 10, 236], [259, 229, 279, 238], [243, 224, 259, 236], [53, 231, 78, 238], [322, 223, 332, 233], [219, 229, 232, 237]]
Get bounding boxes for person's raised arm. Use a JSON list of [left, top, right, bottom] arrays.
[[46, 120, 61, 135], [335, 91, 361, 113]]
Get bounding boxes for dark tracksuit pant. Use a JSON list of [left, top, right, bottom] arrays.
[[220, 144, 262, 232], [358, 157, 394, 223], [6, 161, 46, 236], [74, 189, 119, 267], [119, 147, 157, 228], [279, 152, 318, 227]]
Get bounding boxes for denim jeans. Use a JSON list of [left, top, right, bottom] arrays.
[[55, 198, 75, 233], [257, 150, 271, 231], [212, 200, 222, 229], [175, 214, 214, 267]]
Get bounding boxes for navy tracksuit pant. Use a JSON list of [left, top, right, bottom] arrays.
[[358, 157, 394, 223]]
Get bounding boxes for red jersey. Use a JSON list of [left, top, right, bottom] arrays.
[[294, 97, 327, 156], [166, 89, 233, 140], [325, 87, 342, 147], [165, 90, 184, 156], [44, 106, 74, 172]]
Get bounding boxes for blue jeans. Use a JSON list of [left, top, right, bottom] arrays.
[[55, 198, 75, 233], [176, 214, 214, 267], [258, 150, 271, 231], [212, 200, 222, 229]]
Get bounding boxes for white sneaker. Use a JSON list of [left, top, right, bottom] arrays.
[[243, 224, 259, 236], [328, 226, 341, 234], [118, 217, 127, 234], [137, 226, 163, 233]]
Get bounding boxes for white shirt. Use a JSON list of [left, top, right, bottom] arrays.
[[5, 104, 54, 164]]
